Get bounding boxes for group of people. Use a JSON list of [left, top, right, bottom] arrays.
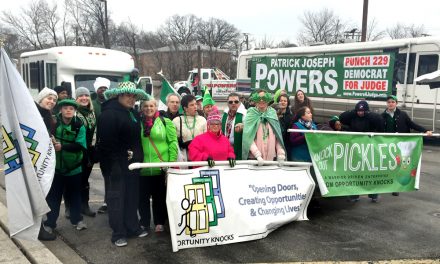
[[34, 76, 432, 247]]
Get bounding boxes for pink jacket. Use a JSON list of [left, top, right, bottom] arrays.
[[249, 122, 285, 161], [189, 131, 235, 161]]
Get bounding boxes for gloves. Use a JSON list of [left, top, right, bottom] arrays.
[[228, 158, 236, 168], [207, 157, 215, 168], [277, 155, 286, 167], [257, 156, 264, 166]]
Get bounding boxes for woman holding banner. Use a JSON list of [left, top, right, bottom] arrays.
[[139, 99, 178, 233], [242, 89, 286, 166], [189, 109, 236, 167], [289, 106, 317, 162]]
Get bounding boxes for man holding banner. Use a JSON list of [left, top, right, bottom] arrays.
[[381, 95, 432, 196], [339, 100, 384, 202]]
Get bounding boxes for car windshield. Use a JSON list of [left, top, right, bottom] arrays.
[[74, 74, 123, 92]]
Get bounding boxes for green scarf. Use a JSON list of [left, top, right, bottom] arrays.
[[242, 107, 285, 160]]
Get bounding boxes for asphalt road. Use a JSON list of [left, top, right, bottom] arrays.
[[37, 145, 440, 264]]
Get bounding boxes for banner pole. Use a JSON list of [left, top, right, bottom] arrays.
[[287, 129, 440, 137], [128, 160, 312, 170]]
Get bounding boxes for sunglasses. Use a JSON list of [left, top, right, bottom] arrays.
[[228, 100, 239, 104]]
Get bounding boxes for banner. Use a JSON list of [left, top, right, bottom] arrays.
[[305, 133, 423, 197], [0, 48, 55, 240], [166, 165, 315, 252], [251, 53, 395, 99]]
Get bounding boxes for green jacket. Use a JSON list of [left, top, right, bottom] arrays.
[[54, 116, 87, 176], [140, 117, 178, 176]]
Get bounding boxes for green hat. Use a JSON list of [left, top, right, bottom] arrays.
[[274, 89, 283, 103], [104, 81, 150, 101], [195, 95, 203, 101], [202, 88, 215, 107], [386, 95, 397, 102], [57, 99, 78, 109], [330, 115, 339, 121]]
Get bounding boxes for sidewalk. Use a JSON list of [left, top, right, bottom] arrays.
[[0, 175, 62, 264]]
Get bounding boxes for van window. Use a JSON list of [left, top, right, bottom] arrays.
[[46, 63, 57, 89], [247, 59, 252, 78], [417, 54, 439, 77], [394, 53, 416, 85], [29, 62, 41, 90], [202, 72, 209, 80]]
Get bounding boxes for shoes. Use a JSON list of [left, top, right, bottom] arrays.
[[73, 221, 87, 231], [368, 194, 379, 203], [65, 208, 70, 219], [155, 225, 165, 233], [81, 206, 96, 217], [137, 230, 149, 238], [348, 196, 360, 202], [97, 203, 107, 214], [114, 238, 128, 247], [392, 192, 400, 196], [38, 224, 56, 241]]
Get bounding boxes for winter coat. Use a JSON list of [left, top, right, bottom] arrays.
[[221, 103, 247, 160], [189, 131, 235, 162], [381, 107, 427, 133], [96, 98, 143, 165], [140, 116, 178, 176], [159, 109, 180, 121], [289, 121, 317, 162], [76, 106, 96, 148], [36, 102, 55, 134], [54, 115, 87, 176], [278, 108, 294, 149], [173, 114, 206, 161], [339, 110, 384, 132]]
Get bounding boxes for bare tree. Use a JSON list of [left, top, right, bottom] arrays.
[[116, 20, 142, 70], [366, 17, 385, 41], [40, 1, 60, 46], [254, 35, 275, 49], [387, 23, 426, 39], [159, 14, 200, 80], [1, 0, 48, 50], [297, 8, 349, 45]]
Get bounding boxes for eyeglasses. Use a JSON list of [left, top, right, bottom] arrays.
[[228, 100, 239, 104]]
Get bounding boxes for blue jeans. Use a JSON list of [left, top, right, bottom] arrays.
[[45, 173, 82, 228]]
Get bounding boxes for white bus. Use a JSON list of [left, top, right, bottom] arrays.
[[237, 37, 440, 131], [20, 46, 135, 98]]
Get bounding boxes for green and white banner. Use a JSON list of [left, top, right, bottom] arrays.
[[251, 53, 394, 98], [166, 165, 315, 252], [305, 133, 422, 197]]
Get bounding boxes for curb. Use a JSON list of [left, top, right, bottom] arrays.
[[0, 188, 62, 264]]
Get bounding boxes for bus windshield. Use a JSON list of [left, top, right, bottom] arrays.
[[74, 74, 123, 92]]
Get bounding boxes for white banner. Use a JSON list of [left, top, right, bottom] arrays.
[[166, 165, 315, 252], [0, 48, 55, 240]]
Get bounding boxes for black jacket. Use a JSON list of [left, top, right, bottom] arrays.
[[278, 108, 294, 147], [36, 102, 55, 134], [96, 98, 143, 163], [339, 110, 384, 132], [381, 107, 427, 133]]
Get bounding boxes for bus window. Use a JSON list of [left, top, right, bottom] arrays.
[[46, 63, 57, 89], [29, 62, 40, 90], [394, 53, 416, 85], [247, 59, 251, 78], [22, 64, 25, 82], [417, 54, 439, 77], [25, 63, 29, 86], [74, 74, 122, 92]]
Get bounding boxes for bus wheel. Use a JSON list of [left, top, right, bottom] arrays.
[[178, 87, 191, 96]]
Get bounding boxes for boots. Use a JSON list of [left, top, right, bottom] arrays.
[[38, 223, 56, 241]]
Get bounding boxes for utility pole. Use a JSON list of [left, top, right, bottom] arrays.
[[99, 0, 109, 48], [361, 0, 369, 42]]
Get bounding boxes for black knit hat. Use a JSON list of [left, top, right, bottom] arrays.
[[54, 85, 69, 95], [355, 100, 369, 111]]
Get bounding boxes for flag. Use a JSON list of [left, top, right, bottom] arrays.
[[0, 48, 55, 240], [157, 70, 179, 111]]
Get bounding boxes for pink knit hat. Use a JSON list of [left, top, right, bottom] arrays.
[[207, 108, 221, 124]]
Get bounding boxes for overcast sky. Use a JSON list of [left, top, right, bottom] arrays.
[[2, 0, 440, 44]]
